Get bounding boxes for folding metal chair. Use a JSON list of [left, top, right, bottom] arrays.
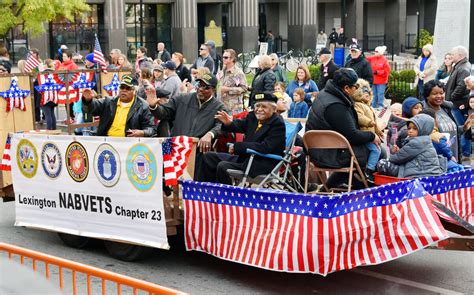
[[228, 120, 304, 192], [303, 130, 369, 193]]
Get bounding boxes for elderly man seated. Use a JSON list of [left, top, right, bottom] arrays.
[[199, 92, 286, 185]]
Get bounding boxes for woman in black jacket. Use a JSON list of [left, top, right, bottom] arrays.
[[249, 55, 276, 108]]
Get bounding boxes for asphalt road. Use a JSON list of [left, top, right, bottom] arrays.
[[1, 200, 473, 295]]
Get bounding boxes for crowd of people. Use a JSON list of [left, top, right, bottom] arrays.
[[2, 38, 473, 191]]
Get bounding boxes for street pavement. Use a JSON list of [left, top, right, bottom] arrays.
[[1, 200, 473, 294]]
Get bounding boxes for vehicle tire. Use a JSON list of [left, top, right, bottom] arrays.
[[104, 241, 155, 262], [57, 233, 91, 249]]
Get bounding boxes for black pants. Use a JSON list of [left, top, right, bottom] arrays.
[[199, 152, 244, 185], [42, 104, 56, 130]]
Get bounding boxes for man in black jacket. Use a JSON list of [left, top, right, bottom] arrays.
[[328, 28, 338, 55], [306, 68, 381, 188], [317, 47, 339, 90], [82, 75, 155, 137], [199, 92, 286, 185], [345, 43, 373, 85]]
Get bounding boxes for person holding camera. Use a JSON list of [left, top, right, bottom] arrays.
[[81, 74, 155, 137]]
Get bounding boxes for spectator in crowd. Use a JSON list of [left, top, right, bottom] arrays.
[[205, 40, 221, 74], [446, 46, 471, 125], [422, 80, 460, 161], [269, 53, 288, 84], [249, 55, 276, 107], [108, 49, 122, 69], [217, 49, 247, 114], [191, 44, 215, 74], [116, 54, 131, 69], [317, 47, 339, 90], [136, 67, 154, 99], [286, 64, 318, 105], [345, 43, 373, 85], [274, 82, 292, 118], [462, 95, 474, 157], [160, 61, 182, 98], [352, 79, 383, 182], [306, 68, 380, 189], [377, 114, 445, 178], [386, 102, 405, 153], [17, 60, 26, 73], [152, 64, 165, 88], [266, 31, 275, 54], [199, 92, 285, 185], [58, 49, 78, 71], [367, 45, 391, 109], [337, 27, 347, 47], [81, 74, 155, 137], [390, 97, 423, 152], [172, 52, 192, 83], [317, 29, 328, 47], [288, 88, 309, 118], [39, 59, 57, 130], [135, 46, 151, 76], [155, 42, 171, 63], [435, 53, 453, 82], [414, 44, 437, 98], [146, 73, 226, 179], [328, 28, 338, 55]]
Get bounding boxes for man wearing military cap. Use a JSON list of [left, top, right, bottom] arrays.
[[199, 92, 286, 185], [82, 74, 155, 137]]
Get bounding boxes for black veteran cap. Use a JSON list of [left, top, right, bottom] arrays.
[[120, 74, 138, 87], [196, 73, 218, 88], [318, 47, 331, 55], [254, 92, 278, 104]]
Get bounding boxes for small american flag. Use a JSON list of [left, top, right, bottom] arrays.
[[162, 136, 193, 186], [24, 53, 41, 73], [93, 34, 108, 72], [0, 134, 12, 171], [183, 179, 449, 275]]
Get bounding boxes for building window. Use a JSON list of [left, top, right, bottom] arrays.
[[49, 4, 105, 59], [125, 4, 172, 61], [2, 25, 29, 64]]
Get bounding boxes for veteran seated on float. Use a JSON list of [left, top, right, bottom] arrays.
[[199, 92, 286, 185], [81, 75, 155, 137]]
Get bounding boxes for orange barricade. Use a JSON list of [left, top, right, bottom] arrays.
[[0, 242, 185, 295]]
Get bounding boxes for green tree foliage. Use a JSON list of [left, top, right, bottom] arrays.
[[415, 29, 434, 48], [0, 0, 89, 37]]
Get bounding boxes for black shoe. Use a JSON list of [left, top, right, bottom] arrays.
[[364, 168, 375, 184]]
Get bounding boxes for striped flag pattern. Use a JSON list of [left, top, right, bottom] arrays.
[[93, 34, 108, 72], [162, 136, 193, 186], [183, 179, 449, 275], [24, 53, 40, 73], [0, 134, 12, 171]]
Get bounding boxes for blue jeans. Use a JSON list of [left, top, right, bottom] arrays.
[[371, 84, 386, 109], [451, 108, 471, 157], [366, 142, 381, 170]]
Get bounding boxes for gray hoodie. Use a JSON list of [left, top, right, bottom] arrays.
[[389, 114, 446, 178]]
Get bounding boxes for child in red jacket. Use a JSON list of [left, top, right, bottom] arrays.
[[367, 46, 391, 110]]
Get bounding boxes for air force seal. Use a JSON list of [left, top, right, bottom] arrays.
[[126, 143, 157, 192], [16, 139, 38, 178], [66, 141, 89, 182], [41, 142, 62, 179], [94, 143, 120, 187]]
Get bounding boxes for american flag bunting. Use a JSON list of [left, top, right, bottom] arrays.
[[162, 136, 194, 186]]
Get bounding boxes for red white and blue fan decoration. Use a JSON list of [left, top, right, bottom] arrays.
[[0, 77, 30, 112], [72, 72, 96, 89], [103, 73, 120, 96], [35, 73, 64, 105]]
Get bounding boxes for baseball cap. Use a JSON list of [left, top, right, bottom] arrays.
[[155, 87, 171, 98], [349, 43, 362, 52], [120, 75, 138, 88], [153, 64, 164, 72], [196, 73, 218, 88], [318, 47, 331, 55], [333, 68, 359, 88], [254, 92, 278, 104], [162, 60, 176, 71]]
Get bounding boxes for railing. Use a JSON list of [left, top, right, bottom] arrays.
[[0, 242, 185, 295]]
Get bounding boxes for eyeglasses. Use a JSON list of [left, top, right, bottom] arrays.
[[197, 83, 212, 90], [119, 85, 133, 91], [199, 48, 207, 51], [222, 56, 231, 59]]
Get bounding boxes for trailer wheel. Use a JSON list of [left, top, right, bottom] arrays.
[[57, 233, 91, 249], [103, 241, 154, 261]]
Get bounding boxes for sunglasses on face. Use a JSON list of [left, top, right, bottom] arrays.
[[119, 85, 133, 91], [222, 56, 231, 59], [197, 83, 212, 90]]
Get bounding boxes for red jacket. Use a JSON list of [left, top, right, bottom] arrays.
[[59, 59, 78, 71], [367, 55, 390, 85]]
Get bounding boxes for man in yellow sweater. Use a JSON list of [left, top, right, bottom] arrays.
[[82, 75, 155, 137]]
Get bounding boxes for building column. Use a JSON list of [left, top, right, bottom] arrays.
[[345, 0, 364, 43], [287, 0, 318, 51], [384, 0, 407, 54], [103, 0, 127, 55], [172, 0, 198, 61], [227, 0, 259, 53]]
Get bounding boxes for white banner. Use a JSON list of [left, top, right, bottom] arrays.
[[11, 134, 168, 249]]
